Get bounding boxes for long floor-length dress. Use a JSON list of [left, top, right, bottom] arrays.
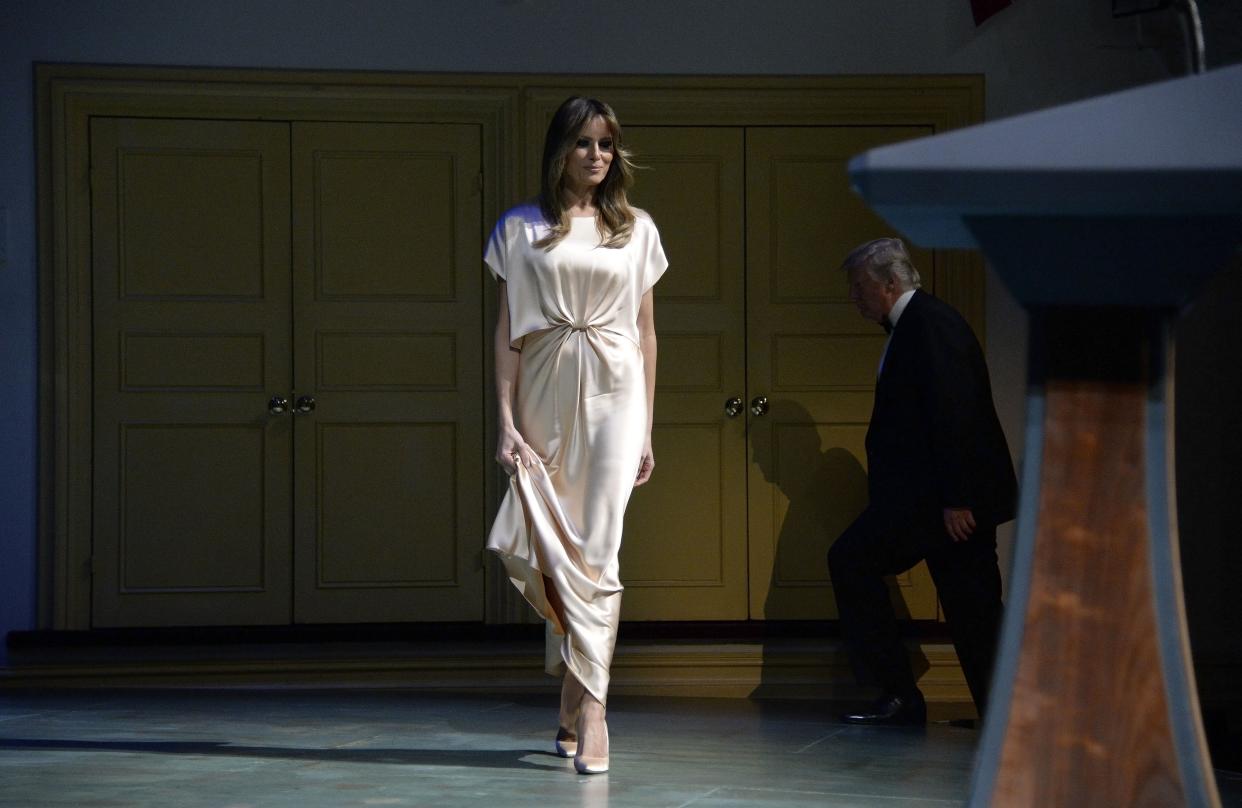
[[486, 203, 667, 705]]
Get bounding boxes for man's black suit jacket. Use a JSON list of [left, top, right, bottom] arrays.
[[865, 290, 1017, 529]]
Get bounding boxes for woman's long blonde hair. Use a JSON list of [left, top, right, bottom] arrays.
[[534, 96, 637, 250]]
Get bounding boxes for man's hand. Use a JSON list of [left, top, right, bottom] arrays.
[[943, 507, 976, 542]]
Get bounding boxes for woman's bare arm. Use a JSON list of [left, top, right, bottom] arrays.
[[635, 288, 658, 486], [494, 281, 533, 473]]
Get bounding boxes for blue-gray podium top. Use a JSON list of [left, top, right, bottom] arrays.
[[848, 64, 1242, 307]]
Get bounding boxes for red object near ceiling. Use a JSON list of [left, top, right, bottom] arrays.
[[972, 0, 1013, 25]]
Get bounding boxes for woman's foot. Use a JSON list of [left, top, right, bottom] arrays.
[[574, 693, 609, 774], [555, 674, 585, 757]]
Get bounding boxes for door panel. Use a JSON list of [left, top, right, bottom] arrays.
[[314, 151, 458, 299], [316, 423, 457, 585], [620, 127, 749, 620], [91, 118, 293, 627], [119, 425, 268, 589], [113, 149, 267, 298], [746, 126, 939, 620], [291, 122, 485, 623]]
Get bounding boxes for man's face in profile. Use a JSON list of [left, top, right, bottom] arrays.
[[846, 265, 897, 325]]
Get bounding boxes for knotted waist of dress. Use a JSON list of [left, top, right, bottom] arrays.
[[540, 315, 637, 343], [538, 318, 638, 387], [533, 318, 626, 390], [517, 317, 640, 472]]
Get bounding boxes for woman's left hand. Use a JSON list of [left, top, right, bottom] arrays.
[[634, 440, 655, 487]]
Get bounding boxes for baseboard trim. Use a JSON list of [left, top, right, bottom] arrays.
[[1, 638, 971, 705]]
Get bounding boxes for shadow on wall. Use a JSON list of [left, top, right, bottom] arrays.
[[748, 399, 929, 700]]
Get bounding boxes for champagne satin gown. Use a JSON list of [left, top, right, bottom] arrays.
[[486, 203, 668, 705]]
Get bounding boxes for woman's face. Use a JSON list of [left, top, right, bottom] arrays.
[[563, 116, 614, 195]]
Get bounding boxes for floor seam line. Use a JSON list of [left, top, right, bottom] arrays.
[[671, 785, 720, 808], [793, 726, 848, 754]]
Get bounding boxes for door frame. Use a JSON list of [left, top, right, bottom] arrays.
[[37, 65, 983, 630]]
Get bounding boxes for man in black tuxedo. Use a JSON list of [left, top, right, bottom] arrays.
[[828, 238, 1017, 725]]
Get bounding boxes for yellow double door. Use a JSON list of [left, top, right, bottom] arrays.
[[621, 125, 939, 622], [89, 116, 940, 627], [90, 118, 486, 627]]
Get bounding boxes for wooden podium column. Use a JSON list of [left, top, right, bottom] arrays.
[[968, 309, 1218, 806]]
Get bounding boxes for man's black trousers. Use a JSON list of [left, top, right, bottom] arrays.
[[828, 506, 1004, 715]]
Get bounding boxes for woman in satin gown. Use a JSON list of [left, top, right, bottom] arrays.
[[486, 96, 667, 774]]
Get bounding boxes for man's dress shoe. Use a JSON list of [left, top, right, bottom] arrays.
[[842, 693, 927, 726]]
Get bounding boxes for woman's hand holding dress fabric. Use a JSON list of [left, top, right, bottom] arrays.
[[497, 427, 536, 475]]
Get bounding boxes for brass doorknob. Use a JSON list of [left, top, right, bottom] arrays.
[[724, 396, 744, 418], [750, 395, 770, 417], [294, 395, 317, 414], [268, 395, 290, 415]]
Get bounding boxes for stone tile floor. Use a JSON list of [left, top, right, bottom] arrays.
[[0, 689, 1238, 807]]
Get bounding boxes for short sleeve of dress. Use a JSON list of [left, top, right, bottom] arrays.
[[639, 215, 669, 292], [484, 217, 507, 281]]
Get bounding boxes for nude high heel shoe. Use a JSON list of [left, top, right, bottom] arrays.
[[573, 704, 609, 774], [555, 675, 583, 757], [554, 727, 578, 758]]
